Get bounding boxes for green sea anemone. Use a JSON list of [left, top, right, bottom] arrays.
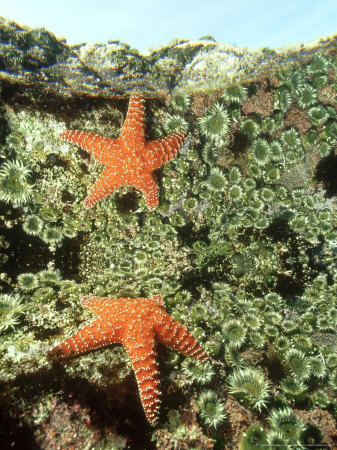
[[222, 319, 247, 349], [222, 84, 248, 104], [170, 94, 191, 113], [269, 141, 284, 162], [0, 160, 34, 206], [41, 226, 64, 245], [297, 84, 317, 108], [227, 367, 270, 411], [267, 407, 306, 444], [182, 196, 198, 212], [198, 102, 230, 145], [306, 55, 330, 74], [22, 215, 44, 236], [164, 114, 189, 133], [38, 269, 62, 286], [228, 185, 243, 202], [281, 128, 301, 150], [279, 376, 308, 403], [206, 167, 228, 192], [240, 117, 260, 139], [17, 272, 38, 292], [197, 390, 226, 429], [308, 105, 328, 127], [309, 356, 327, 379], [250, 139, 271, 165], [265, 430, 291, 450], [284, 348, 311, 380], [202, 143, 218, 165], [239, 425, 268, 450], [0, 294, 24, 333], [181, 359, 215, 385]]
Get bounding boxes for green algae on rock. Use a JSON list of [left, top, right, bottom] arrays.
[[1, 15, 337, 98]]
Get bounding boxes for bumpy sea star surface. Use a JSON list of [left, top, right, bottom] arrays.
[[49, 294, 209, 425], [59, 96, 187, 209]]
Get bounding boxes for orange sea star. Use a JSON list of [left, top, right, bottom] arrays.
[[60, 96, 187, 209], [49, 294, 209, 425]]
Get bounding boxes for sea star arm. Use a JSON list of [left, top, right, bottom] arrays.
[[120, 96, 146, 141], [60, 130, 120, 165], [130, 173, 159, 209], [84, 167, 123, 208], [49, 318, 121, 358], [124, 335, 161, 425], [154, 311, 209, 362], [145, 131, 188, 170]]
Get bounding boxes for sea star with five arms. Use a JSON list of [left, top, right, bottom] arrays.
[[59, 96, 188, 209], [49, 294, 209, 425]]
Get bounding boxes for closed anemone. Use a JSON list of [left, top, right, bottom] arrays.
[[198, 102, 230, 145], [206, 167, 227, 191], [0, 160, 34, 206], [197, 390, 226, 429], [239, 425, 268, 450], [227, 367, 270, 411]]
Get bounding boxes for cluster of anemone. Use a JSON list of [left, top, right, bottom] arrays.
[[2, 49, 337, 447]]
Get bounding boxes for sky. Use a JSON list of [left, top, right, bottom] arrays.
[[0, 0, 336, 53]]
